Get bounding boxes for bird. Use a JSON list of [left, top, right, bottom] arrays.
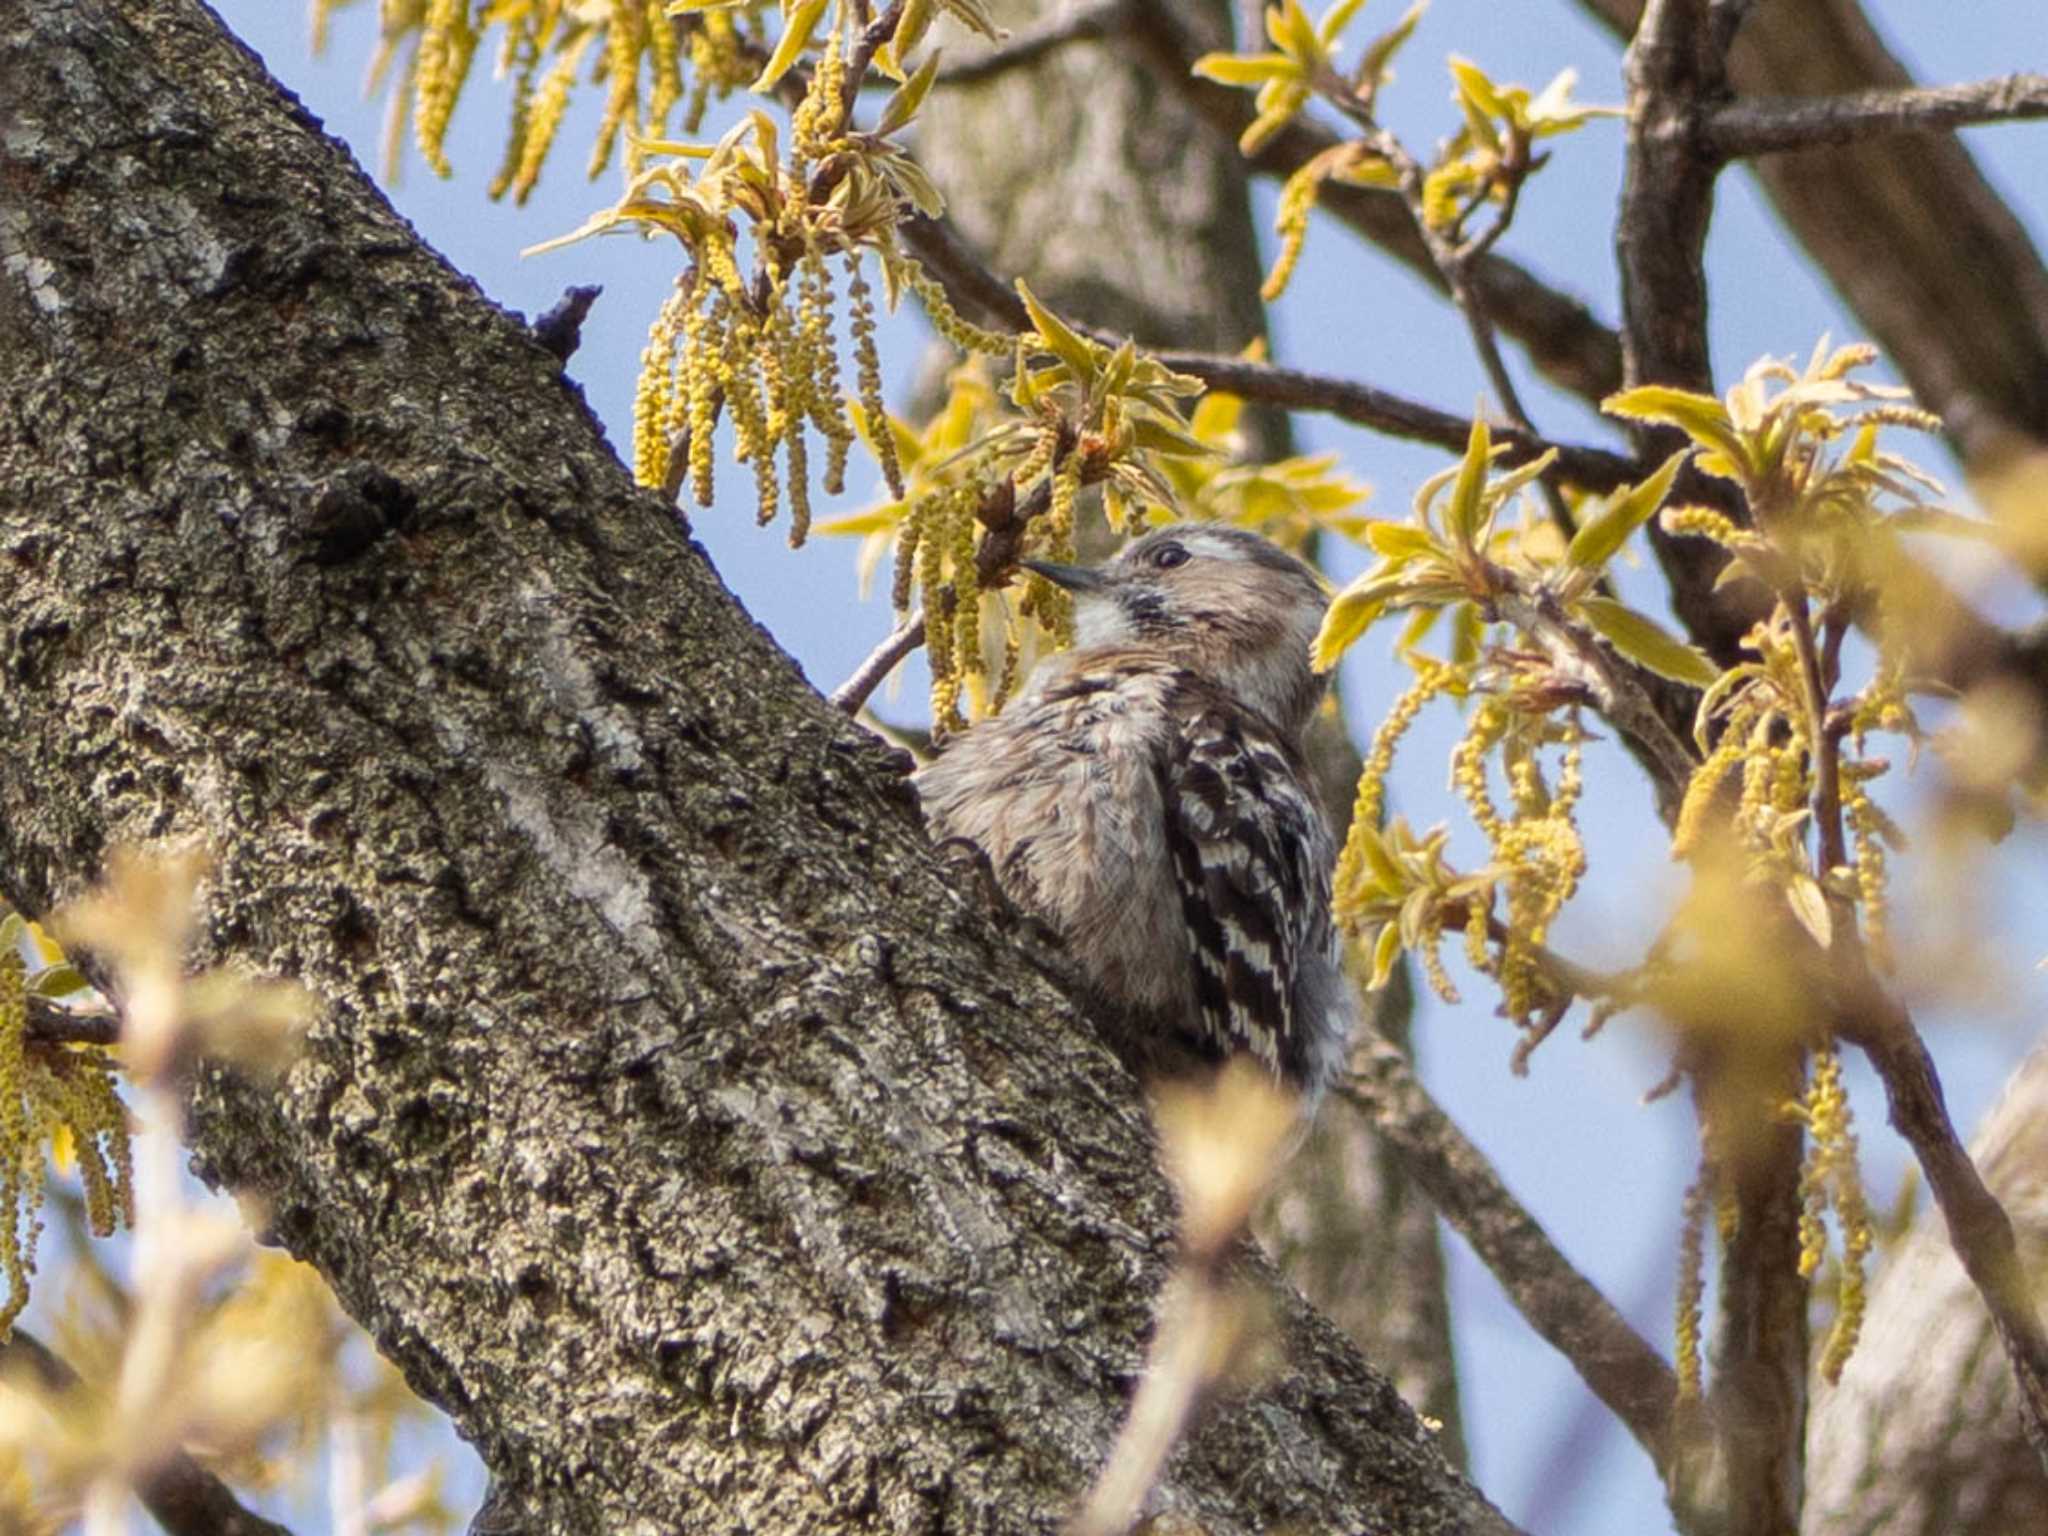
[[914, 523, 1355, 1104]]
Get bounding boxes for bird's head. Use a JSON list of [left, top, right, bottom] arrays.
[[1024, 525, 1332, 738]]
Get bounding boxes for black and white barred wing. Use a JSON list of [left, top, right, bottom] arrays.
[[1162, 703, 1340, 1089]]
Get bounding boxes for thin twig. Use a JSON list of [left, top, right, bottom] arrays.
[[1705, 73, 2048, 160], [1492, 590, 1699, 826], [829, 478, 1054, 713], [1336, 1024, 1679, 1478], [834, 1, 907, 137], [1785, 591, 1849, 885], [832, 608, 926, 715]]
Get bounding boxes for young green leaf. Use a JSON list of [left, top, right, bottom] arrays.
[[1015, 279, 1099, 381], [1318, 0, 1371, 47], [874, 48, 943, 136], [1192, 51, 1301, 86], [1312, 570, 1406, 671], [1356, 0, 1426, 91], [751, 0, 829, 93], [1576, 596, 1719, 687], [1565, 448, 1687, 570], [1443, 416, 1492, 551], [1601, 385, 1749, 469]]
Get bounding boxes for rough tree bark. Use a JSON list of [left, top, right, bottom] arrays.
[[913, 0, 1465, 1462], [0, 2, 1510, 1532]]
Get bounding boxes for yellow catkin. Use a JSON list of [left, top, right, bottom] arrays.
[[1350, 665, 1458, 839], [683, 284, 725, 509], [1463, 886, 1491, 974], [1674, 1172, 1709, 1403], [1735, 709, 1781, 833], [892, 496, 926, 613], [487, 15, 542, 201], [1671, 699, 1756, 860], [1660, 504, 1746, 546], [632, 287, 689, 489], [413, 0, 479, 179], [1554, 723, 1585, 822], [701, 231, 746, 303], [847, 258, 903, 499], [1025, 456, 1082, 648], [591, 0, 643, 179], [761, 290, 811, 544], [35, 1059, 128, 1239], [1264, 159, 1320, 302], [312, 0, 345, 54], [644, 0, 680, 141], [1011, 422, 1058, 498], [989, 614, 1022, 714], [794, 3, 848, 156], [1843, 783, 1892, 972], [1451, 699, 1509, 840], [0, 955, 33, 1335], [511, 27, 594, 203], [920, 507, 967, 738], [1798, 1045, 1873, 1383], [799, 237, 856, 495], [720, 324, 776, 526], [893, 255, 1016, 358], [1418, 913, 1459, 1005], [683, 15, 753, 134], [950, 495, 982, 693]]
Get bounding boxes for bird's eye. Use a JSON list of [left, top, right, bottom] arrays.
[[1151, 543, 1189, 571]]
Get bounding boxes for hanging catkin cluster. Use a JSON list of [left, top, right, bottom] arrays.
[[0, 944, 134, 1337]]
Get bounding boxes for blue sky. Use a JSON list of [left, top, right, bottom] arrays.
[[187, 5, 2048, 1531]]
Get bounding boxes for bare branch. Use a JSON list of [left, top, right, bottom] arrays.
[[927, 0, 1131, 89], [832, 608, 927, 716], [1705, 73, 2048, 158], [895, 214, 1640, 489], [1336, 1025, 1680, 1480], [1618, 0, 1721, 397]]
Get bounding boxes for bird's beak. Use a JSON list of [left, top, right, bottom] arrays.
[[1020, 558, 1109, 594]]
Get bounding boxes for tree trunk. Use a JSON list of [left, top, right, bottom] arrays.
[[0, 3, 1508, 1532]]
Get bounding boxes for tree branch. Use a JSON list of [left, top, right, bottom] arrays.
[[927, 0, 1131, 88], [1577, 0, 2048, 460], [1705, 73, 2048, 158], [1337, 1025, 1680, 1479], [831, 608, 926, 716], [896, 214, 1640, 488]]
